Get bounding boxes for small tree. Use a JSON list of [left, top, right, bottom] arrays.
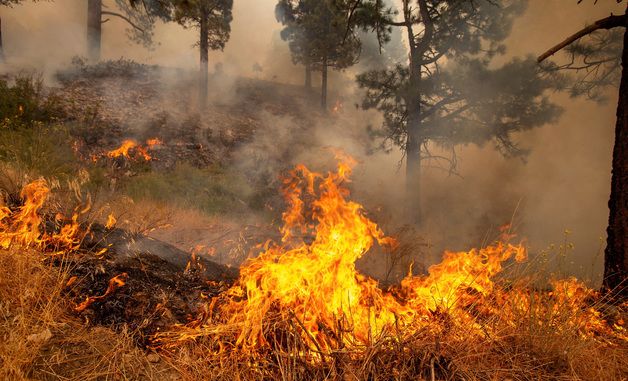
[[172, 0, 233, 108], [275, 0, 316, 89], [538, 2, 627, 298], [355, 0, 561, 224], [86, 0, 171, 62], [276, 0, 361, 110]]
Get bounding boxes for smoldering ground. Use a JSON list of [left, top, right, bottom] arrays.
[[0, 0, 624, 285]]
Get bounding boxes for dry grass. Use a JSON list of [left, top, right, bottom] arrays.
[[0, 188, 626, 380], [0, 249, 177, 381], [0, 244, 626, 381], [156, 305, 627, 381]]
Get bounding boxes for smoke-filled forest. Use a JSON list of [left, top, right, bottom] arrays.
[[0, 0, 626, 380]]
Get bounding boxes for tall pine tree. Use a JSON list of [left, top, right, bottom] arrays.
[[355, 0, 561, 224], [276, 0, 361, 110], [172, 0, 233, 108]]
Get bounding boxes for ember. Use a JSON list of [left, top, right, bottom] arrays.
[[74, 273, 128, 312]]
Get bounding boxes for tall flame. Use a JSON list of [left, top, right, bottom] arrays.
[[0, 180, 82, 251], [157, 155, 626, 353], [196, 157, 529, 350]]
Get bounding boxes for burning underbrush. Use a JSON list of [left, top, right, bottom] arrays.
[[0, 156, 626, 380], [150, 155, 627, 379]]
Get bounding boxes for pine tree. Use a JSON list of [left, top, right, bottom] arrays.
[[86, 0, 171, 62], [172, 0, 233, 108], [538, 2, 628, 299], [354, 0, 561, 224], [276, 0, 361, 110]]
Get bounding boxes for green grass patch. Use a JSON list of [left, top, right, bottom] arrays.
[[123, 163, 255, 215]]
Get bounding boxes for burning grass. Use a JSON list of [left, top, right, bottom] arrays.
[[0, 156, 626, 380], [0, 247, 180, 380], [152, 155, 627, 380]]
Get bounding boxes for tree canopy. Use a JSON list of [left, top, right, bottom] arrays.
[[353, 0, 562, 222], [171, 0, 233, 51]]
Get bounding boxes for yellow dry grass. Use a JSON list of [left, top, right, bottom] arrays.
[[0, 249, 177, 381]]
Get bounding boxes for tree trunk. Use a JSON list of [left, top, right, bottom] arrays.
[[404, 0, 423, 225], [0, 16, 4, 63], [405, 102, 422, 224], [199, 0, 209, 109], [87, 0, 102, 62], [321, 54, 328, 110], [603, 24, 628, 299], [305, 61, 312, 90]]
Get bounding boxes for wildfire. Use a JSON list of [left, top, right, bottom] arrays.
[[0, 179, 82, 251], [74, 273, 128, 312], [331, 100, 344, 114], [106, 138, 162, 161], [107, 139, 137, 159], [105, 213, 117, 229], [156, 155, 626, 353]]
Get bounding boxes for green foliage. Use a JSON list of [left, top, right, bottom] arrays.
[[122, 163, 255, 215], [540, 28, 623, 102], [172, 0, 234, 51], [0, 122, 78, 181], [356, 0, 561, 158], [0, 0, 25, 7], [0, 75, 63, 127], [276, 0, 361, 71]]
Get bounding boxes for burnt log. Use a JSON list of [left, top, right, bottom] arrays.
[[83, 224, 239, 281]]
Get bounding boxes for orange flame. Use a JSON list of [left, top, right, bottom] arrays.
[[74, 273, 128, 312], [159, 156, 626, 352], [0, 180, 82, 251], [107, 139, 138, 159], [106, 138, 162, 161], [331, 100, 344, 114], [105, 213, 117, 229]]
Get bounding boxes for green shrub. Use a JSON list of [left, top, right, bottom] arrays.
[[0, 123, 78, 183], [0, 75, 63, 126]]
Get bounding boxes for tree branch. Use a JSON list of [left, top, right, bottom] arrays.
[[537, 14, 626, 62], [101, 10, 145, 33]]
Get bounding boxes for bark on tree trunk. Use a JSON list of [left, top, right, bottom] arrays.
[[87, 0, 102, 62], [321, 54, 328, 110], [199, 0, 209, 109], [603, 24, 628, 299], [405, 118, 422, 225], [0, 16, 4, 63], [405, 91, 422, 225], [404, 0, 423, 225]]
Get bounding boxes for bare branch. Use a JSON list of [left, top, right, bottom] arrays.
[[537, 14, 625, 62], [101, 10, 146, 33]]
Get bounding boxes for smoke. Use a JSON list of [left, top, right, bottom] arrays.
[[0, 0, 624, 284]]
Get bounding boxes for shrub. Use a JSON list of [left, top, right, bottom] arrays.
[[0, 75, 63, 126]]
